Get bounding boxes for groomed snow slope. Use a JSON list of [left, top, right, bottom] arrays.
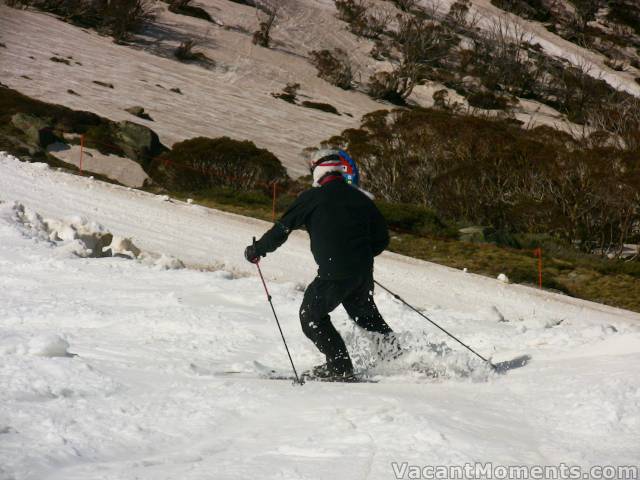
[[1, 181, 640, 480]]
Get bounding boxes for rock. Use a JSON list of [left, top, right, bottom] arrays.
[[10, 112, 58, 148], [125, 106, 145, 117], [459, 226, 495, 243], [125, 106, 153, 121], [114, 120, 163, 166], [497, 273, 510, 283], [458, 226, 519, 247]]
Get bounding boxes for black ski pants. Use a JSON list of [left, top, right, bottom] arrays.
[[299, 270, 392, 373]]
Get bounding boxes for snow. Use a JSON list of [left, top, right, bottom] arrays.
[[46, 143, 150, 188], [1, 153, 640, 478], [0, 2, 384, 177], [419, 0, 640, 98]]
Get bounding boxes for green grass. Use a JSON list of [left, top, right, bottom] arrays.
[[388, 233, 640, 312]]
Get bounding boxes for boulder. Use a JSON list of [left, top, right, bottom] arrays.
[[125, 106, 145, 117], [458, 226, 519, 248], [10, 113, 58, 148], [125, 106, 153, 121], [114, 121, 163, 167], [459, 226, 495, 243]]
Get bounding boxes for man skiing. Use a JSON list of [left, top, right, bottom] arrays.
[[244, 149, 395, 381]]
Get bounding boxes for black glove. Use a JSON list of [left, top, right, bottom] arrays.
[[244, 243, 263, 264]]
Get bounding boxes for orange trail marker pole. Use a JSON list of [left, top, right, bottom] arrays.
[[535, 248, 543, 288], [272, 182, 277, 222], [79, 134, 85, 174]]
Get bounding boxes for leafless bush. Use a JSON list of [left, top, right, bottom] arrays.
[[446, 0, 470, 26], [572, 0, 602, 31], [309, 48, 353, 89], [604, 56, 627, 72], [271, 82, 300, 103], [586, 96, 640, 152], [7, 0, 155, 41], [334, 0, 368, 23], [252, 2, 278, 48], [174, 39, 212, 65], [397, 15, 457, 68], [168, 0, 213, 21], [334, 0, 391, 39], [390, 0, 418, 12], [368, 68, 416, 104], [101, 0, 156, 42], [470, 16, 540, 96]]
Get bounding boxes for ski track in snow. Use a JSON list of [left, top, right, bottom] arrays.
[[1, 155, 640, 479]]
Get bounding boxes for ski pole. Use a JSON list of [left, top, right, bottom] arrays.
[[374, 280, 497, 371], [253, 238, 303, 385]]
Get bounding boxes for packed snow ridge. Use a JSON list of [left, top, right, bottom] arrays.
[[1, 200, 184, 269]]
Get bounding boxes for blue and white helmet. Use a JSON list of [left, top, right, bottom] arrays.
[[309, 149, 360, 186]]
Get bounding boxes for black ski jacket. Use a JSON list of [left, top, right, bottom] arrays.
[[255, 176, 389, 279]]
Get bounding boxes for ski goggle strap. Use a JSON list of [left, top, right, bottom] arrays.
[[309, 154, 342, 173]]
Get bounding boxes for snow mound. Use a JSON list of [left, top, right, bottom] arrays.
[[0, 201, 184, 268], [0, 333, 70, 357], [27, 334, 71, 357]]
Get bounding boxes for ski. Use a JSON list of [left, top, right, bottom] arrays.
[[215, 361, 378, 384]]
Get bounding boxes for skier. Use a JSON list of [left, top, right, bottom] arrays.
[[244, 149, 396, 380]]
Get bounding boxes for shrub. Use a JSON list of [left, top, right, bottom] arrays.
[[151, 136, 289, 191], [367, 70, 415, 105], [377, 201, 454, 237], [447, 0, 472, 26], [168, 0, 213, 22], [301, 101, 340, 115], [50, 56, 71, 65], [309, 49, 353, 89], [467, 91, 512, 110], [389, 0, 417, 12], [320, 107, 640, 255], [490, 0, 552, 22], [334, 0, 367, 23], [252, 3, 278, 48], [607, 0, 640, 35], [6, 0, 154, 41], [334, 0, 389, 39], [103, 0, 155, 42], [271, 83, 300, 104], [174, 39, 213, 64]]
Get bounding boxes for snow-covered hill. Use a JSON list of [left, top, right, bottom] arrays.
[[1, 155, 640, 479]]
